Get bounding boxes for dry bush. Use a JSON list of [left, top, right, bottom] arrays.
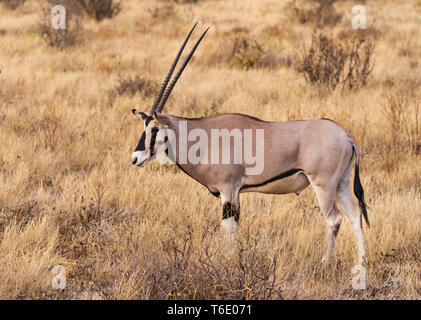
[[0, 0, 25, 10], [231, 38, 284, 70], [37, 3, 82, 49], [75, 0, 121, 21], [337, 27, 383, 42], [397, 30, 420, 58], [382, 93, 421, 172], [193, 230, 283, 299], [106, 76, 158, 107], [287, 0, 342, 27], [132, 225, 282, 299], [343, 37, 374, 89], [295, 33, 373, 90], [113, 77, 158, 97], [49, 197, 283, 300], [295, 33, 346, 89], [207, 35, 287, 70], [147, 4, 177, 20]]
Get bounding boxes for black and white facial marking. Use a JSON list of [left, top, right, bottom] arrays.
[[131, 109, 167, 167]]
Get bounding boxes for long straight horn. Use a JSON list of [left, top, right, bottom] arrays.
[[150, 22, 198, 114], [156, 27, 210, 113]]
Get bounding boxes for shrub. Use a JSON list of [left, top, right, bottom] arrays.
[[107, 76, 158, 106], [232, 38, 273, 70], [147, 4, 177, 20], [208, 36, 287, 70], [112, 76, 158, 97], [343, 37, 374, 90], [382, 93, 421, 172], [150, 226, 283, 299], [0, 0, 25, 10], [295, 33, 374, 90], [37, 3, 82, 49], [295, 33, 346, 89], [288, 0, 342, 27], [75, 0, 121, 21]]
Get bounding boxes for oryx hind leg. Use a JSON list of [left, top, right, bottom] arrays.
[[337, 158, 367, 265], [220, 187, 240, 235], [309, 180, 342, 264]]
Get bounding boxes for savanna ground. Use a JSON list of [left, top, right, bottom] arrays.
[[0, 0, 420, 299]]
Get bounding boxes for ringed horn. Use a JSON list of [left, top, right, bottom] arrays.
[[150, 22, 210, 114]]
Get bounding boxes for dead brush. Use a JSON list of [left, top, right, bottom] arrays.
[[231, 37, 279, 70], [149, 224, 283, 300], [295, 33, 346, 89], [37, 3, 82, 49], [343, 37, 374, 89], [295, 32, 374, 90], [382, 93, 421, 172], [113, 76, 158, 97], [196, 229, 283, 300], [208, 36, 286, 70], [75, 0, 121, 21], [287, 0, 343, 27], [0, 0, 25, 10], [107, 76, 158, 107], [0, 201, 38, 232], [147, 4, 177, 20]]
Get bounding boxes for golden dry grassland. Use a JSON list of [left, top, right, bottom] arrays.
[[0, 0, 420, 299]]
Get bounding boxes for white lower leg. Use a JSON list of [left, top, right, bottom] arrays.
[[322, 215, 341, 263], [221, 216, 239, 234], [338, 191, 367, 265], [350, 220, 367, 264]]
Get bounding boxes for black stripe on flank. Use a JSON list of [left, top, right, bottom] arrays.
[[240, 168, 303, 191]]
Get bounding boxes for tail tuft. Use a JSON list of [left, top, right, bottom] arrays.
[[353, 146, 370, 227]]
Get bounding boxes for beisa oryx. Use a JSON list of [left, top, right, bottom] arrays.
[[131, 23, 369, 264]]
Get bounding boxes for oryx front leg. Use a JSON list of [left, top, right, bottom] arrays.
[[220, 189, 240, 236]]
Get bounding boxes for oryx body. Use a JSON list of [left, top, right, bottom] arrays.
[[131, 23, 369, 265]]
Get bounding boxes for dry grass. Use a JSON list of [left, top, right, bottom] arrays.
[[0, 0, 420, 300]]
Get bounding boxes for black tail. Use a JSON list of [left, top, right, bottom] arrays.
[[353, 146, 370, 227]]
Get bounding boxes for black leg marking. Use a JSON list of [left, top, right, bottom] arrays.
[[332, 224, 340, 238], [222, 202, 240, 222]]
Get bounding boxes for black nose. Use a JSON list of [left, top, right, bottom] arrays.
[[132, 157, 137, 165]]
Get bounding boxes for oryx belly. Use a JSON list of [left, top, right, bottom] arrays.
[[240, 171, 309, 195]]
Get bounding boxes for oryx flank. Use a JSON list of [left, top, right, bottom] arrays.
[[131, 23, 369, 264]]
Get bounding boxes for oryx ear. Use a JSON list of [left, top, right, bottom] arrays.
[[154, 112, 174, 127], [132, 109, 150, 120]]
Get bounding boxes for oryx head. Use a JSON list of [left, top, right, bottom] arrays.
[[131, 22, 209, 167]]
